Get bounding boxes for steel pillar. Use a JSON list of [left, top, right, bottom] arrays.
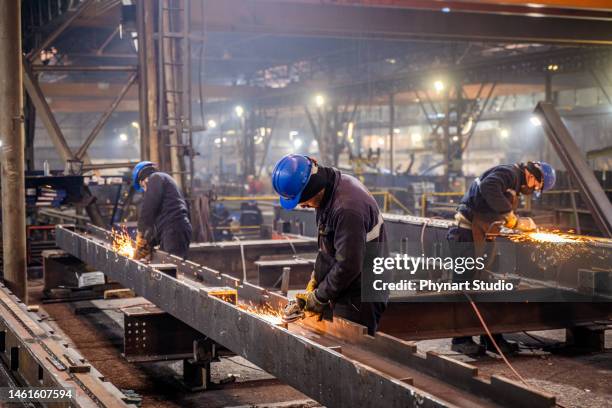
[[0, 1, 27, 302], [388, 92, 395, 172], [136, 0, 159, 163]]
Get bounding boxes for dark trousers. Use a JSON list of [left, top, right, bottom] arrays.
[[160, 223, 192, 259], [332, 297, 387, 336], [447, 221, 503, 345]]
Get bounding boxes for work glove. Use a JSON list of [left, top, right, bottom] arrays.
[[295, 291, 327, 319], [134, 232, 152, 262], [305, 272, 317, 293], [515, 217, 537, 232], [503, 212, 518, 229]]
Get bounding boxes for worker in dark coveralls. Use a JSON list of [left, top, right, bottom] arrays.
[[272, 154, 387, 335], [448, 161, 556, 355], [132, 161, 192, 261]]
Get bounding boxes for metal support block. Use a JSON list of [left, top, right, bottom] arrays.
[[183, 358, 210, 389], [122, 305, 206, 362], [255, 259, 314, 289], [578, 269, 612, 296], [43, 249, 88, 291], [566, 324, 607, 352]]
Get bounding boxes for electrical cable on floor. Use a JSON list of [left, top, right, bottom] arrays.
[[464, 292, 528, 385], [464, 292, 569, 408]]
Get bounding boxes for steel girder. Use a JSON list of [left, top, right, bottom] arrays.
[[195, 0, 612, 45], [535, 102, 612, 238], [0, 283, 130, 407], [55, 226, 447, 408]]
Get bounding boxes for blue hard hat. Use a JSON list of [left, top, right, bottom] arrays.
[[272, 154, 313, 210], [536, 161, 556, 191], [132, 161, 154, 192]]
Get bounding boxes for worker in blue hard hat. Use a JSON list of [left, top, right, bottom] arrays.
[[448, 161, 556, 355], [131, 161, 192, 261], [272, 154, 388, 335]]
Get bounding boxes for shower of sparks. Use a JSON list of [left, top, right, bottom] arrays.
[[238, 301, 284, 325], [111, 228, 135, 259], [507, 229, 597, 268], [508, 229, 595, 244]]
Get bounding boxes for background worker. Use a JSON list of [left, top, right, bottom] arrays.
[[448, 161, 556, 355], [132, 161, 192, 261], [272, 154, 388, 335]]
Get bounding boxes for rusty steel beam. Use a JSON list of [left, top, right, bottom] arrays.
[[380, 301, 612, 340], [196, 0, 612, 44], [535, 102, 612, 237], [81, 161, 140, 171], [31, 65, 138, 72], [0, 283, 131, 406]]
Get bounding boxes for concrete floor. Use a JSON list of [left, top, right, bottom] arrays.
[[418, 331, 612, 408]]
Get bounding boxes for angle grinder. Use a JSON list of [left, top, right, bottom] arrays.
[[282, 298, 306, 323]]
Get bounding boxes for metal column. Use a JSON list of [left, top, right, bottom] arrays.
[[0, 1, 27, 302], [145, 0, 159, 163], [388, 92, 395, 172], [136, 0, 159, 162]]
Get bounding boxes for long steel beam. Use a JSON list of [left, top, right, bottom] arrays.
[[57, 225, 557, 408], [196, 0, 612, 45], [535, 102, 612, 237], [31, 65, 137, 72]]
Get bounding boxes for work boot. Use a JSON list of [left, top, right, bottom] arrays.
[[480, 334, 519, 355], [451, 337, 485, 356]]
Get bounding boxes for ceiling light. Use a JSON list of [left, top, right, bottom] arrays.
[[530, 116, 542, 126], [314, 94, 325, 107], [234, 105, 244, 117]]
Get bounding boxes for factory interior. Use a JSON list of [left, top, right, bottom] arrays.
[[0, 0, 612, 407]]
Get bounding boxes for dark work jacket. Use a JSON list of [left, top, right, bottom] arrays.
[[313, 169, 388, 303], [458, 164, 524, 223], [137, 172, 191, 243]]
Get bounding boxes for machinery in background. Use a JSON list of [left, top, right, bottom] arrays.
[[210, 201, 264, 241]]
